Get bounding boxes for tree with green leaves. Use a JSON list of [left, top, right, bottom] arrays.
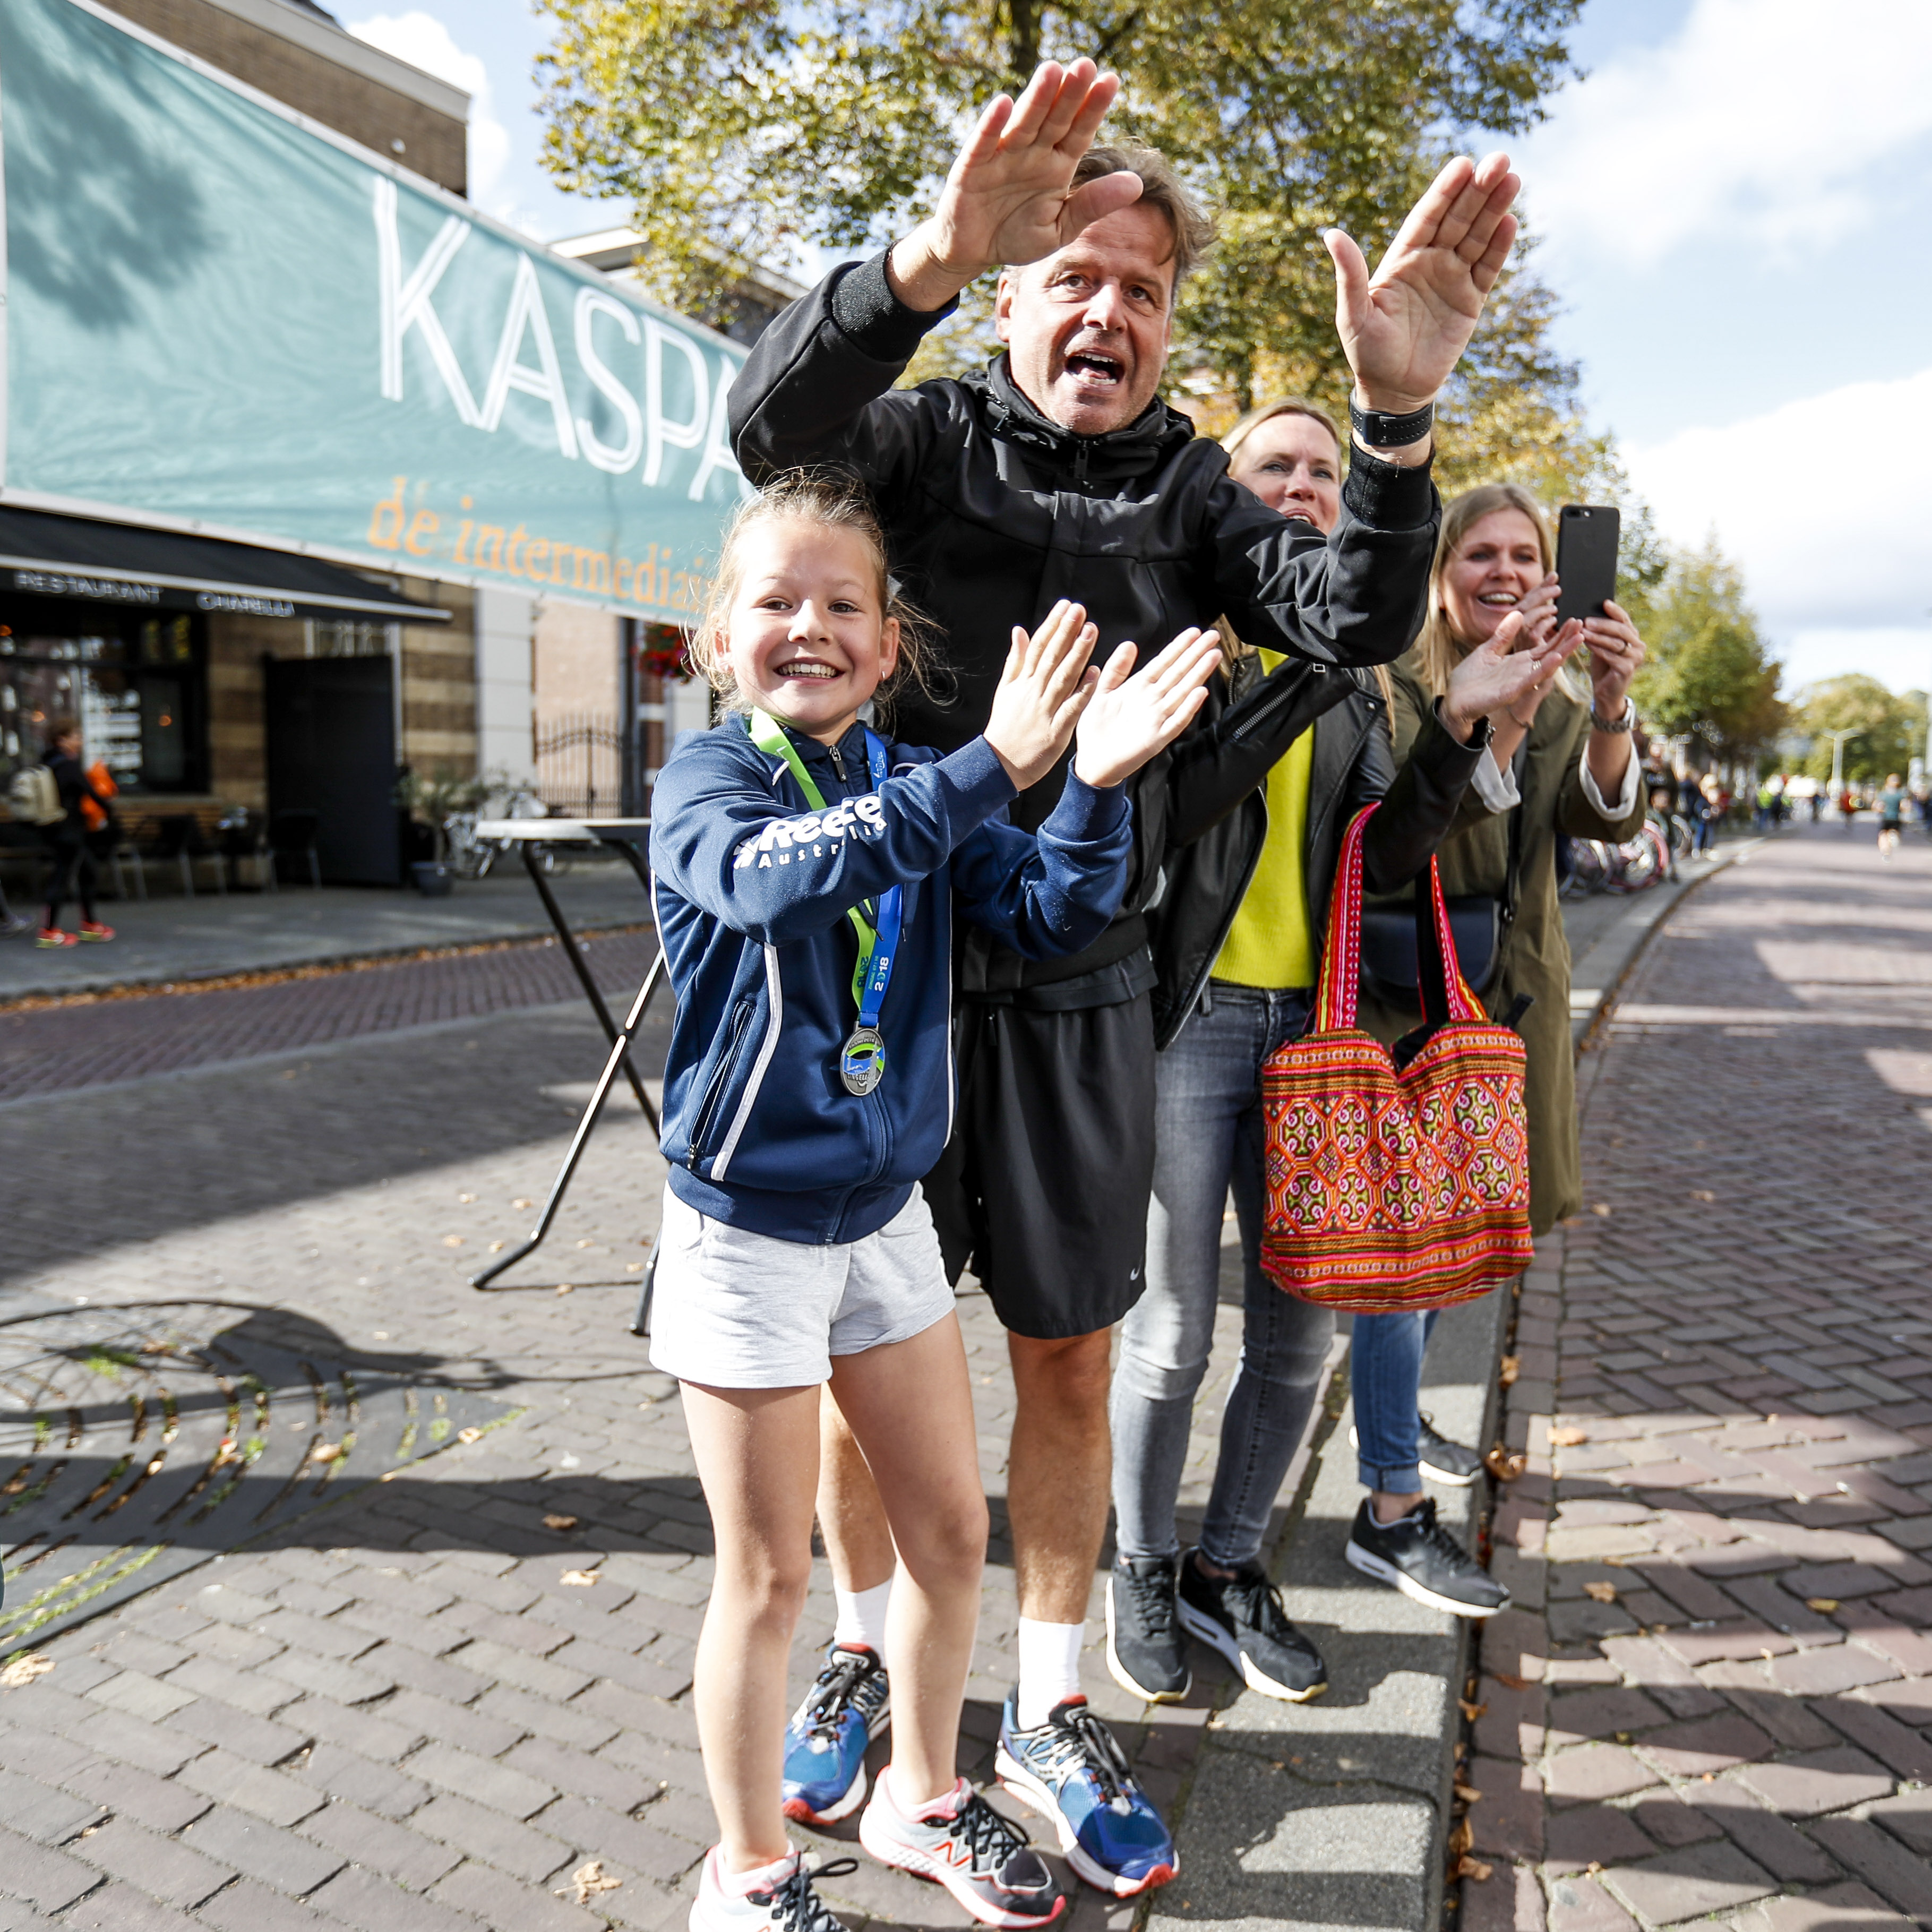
[[1629, 538, 1784, 764], [1792, 674, 1928, 787], [534, 0, 1591, 482]]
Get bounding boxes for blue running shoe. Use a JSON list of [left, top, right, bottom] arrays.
[[782, 1643, 891, 1825], [994, 1691, 1177, 1897]]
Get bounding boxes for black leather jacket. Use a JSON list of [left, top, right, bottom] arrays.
[[728, 252, 1441, 1004], [1149, 655, 1486, 1050]]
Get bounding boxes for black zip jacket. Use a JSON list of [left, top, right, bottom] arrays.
[[728, 251, 1442, 1004], [45, 750, 113, 838], [1149, 656, 1486, 1050]]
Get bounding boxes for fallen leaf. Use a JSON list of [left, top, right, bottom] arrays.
[[488, 1241, 506, 1254], [626, 1262, 644, 1273], [1454, 1782, 1483, 1805], [1550, 1426, 1590, 1447], [1701, 1771, 1715, 1783], [1587, 1861, 1604, 1876], [1458, 1698, 1487, 1721], [457, 1427, 483, 1444], [1455, 1856, 1493, 1883], [0, 1653, 55, 1689], [1615, 1731, 1634, 1745], [577, 1239, 595, 1250], [1498, 1355, 1521, 1387], [1584, 1581, 1618, 1603], [555, 1284, 573, 1296], [459, 1192, 477, 1203], [1690, 1189, 1715, 1203], [1806, 1598, 1840, 1614], [1447, 1817, 1473, 1857], [442, 1235, 465, 1248], [1484, 1447, 1527, 1481], [1493, 1671, 1531, 1691], [513, 1198, 534, 1209], [558, 1859, 622, 1904], [311, 1443, 342, 1463], [544, 1513, 580, 1532], [560, 1569, 599, 1587], [1592, 1203, 1612, 1216]]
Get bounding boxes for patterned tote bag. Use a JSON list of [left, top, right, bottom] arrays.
[[1260, 803, 1534, 1312]]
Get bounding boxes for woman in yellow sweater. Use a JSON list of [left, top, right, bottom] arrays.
[[1106, 402, 1569, 1707]]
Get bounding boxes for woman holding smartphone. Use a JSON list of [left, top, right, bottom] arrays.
[[1343, 483, 1647, 1618], [1105, 408, 1572, 1705]]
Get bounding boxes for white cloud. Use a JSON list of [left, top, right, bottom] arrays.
[[1518, 0, 1932, 269], [347, 12, 511, 207], [1780, 629, 1932, 699], [1625, 366, 1932, 648]]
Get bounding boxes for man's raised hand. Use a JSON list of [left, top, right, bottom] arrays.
[[1326, 152, 1521, 426], [1073, 628, 1222, 789], [887, 61, 1141, 313], [984, 599, 1102, 791]]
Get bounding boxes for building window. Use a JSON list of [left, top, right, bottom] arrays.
[[307, 620, 396, 658], [0, 605, 208, 794]]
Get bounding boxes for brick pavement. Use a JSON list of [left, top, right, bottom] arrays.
[[0, 975, 1258, 1932], [1463, 823, 1932, 1930], [0, 928, 660, 1103]]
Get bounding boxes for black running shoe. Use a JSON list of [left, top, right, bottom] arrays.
[[1416, 1414, 1484, 1487], [1344, 1497, 1509, 1618], [1175, 1550, 1327, 1702], [1106, 1555, 1190, 1703]]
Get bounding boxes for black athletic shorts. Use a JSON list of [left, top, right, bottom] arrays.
[[923, 993, 1156, 1341]]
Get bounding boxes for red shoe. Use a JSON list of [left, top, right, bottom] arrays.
[[78, 921, 116, 942], [36, 928, 79, 948]]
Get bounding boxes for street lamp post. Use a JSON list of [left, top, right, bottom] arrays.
[[1824, 728, 1861, 800]]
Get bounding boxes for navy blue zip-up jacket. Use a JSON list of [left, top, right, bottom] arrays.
[[650, 713, 1133, 1244]]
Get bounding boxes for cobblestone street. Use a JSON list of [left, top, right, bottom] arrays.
[[1471, 823, 1932, 1929]]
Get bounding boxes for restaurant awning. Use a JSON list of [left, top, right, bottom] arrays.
[[0, 505, 450, 623]]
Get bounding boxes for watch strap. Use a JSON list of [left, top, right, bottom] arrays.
[[1590, 697, 1635, 734], [1349, 397, 1435, 448]]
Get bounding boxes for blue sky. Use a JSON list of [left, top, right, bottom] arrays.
[[345, 0, 1932, 699]]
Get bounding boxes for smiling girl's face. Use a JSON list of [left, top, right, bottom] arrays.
[[1439, 508, 1548, 647], [723, 518, 900, 745]]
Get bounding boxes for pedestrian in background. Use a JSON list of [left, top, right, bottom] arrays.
[[1696, 771, 1723, 854], [36, 717, 116, 949], [1350, 483, 1646, 1616], [1877, 775, 1906, 858]]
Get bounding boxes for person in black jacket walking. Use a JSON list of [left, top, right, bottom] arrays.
[[1106, 401, 1569, 1706], [35, 718, 116, 949], [727, 56, 1524, 1885]]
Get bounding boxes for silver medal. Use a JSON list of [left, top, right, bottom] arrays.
[[839, 1026, 885, 1096]]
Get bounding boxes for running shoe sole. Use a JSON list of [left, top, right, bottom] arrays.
[[993, 1748, 1178, 1898], [1346, 1424, 1480, 1488], [857, 1802, 1066, 1927], [1103, 1576, 1190, 1705], [782, 1707, 889, 1825], [1344, 1538, 1506, 1618], [1174, 1594, 1327, 1703]]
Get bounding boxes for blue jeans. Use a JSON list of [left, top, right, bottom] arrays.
[[1351, 1309, 1439, 1494], [1110, 985, 1334, 1570]]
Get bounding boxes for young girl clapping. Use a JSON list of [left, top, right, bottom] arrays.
[[647, 473, 1217, 1932]]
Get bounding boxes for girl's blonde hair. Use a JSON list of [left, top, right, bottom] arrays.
[[1218, 399, 1393, 714], [1414, 483, 1584, 706], [688, 470, 939, 720]]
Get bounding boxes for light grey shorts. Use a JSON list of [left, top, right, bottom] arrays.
[[647, 1184, 956, 1389]]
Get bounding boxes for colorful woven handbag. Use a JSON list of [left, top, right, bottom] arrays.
[[1260, 803, 1534, 1312]]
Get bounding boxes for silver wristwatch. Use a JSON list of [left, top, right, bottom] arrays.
[[1590, 697, 1635, 734]]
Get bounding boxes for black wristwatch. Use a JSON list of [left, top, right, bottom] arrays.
[[1349, 397, 1435, 448]]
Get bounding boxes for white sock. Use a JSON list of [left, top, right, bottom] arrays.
[[832, 1577, 892, 1652], [1016, 1617, 1084, 1730]]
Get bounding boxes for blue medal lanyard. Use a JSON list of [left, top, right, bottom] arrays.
[[748, 711, 901, 1096]]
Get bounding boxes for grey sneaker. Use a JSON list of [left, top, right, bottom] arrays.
[[1106, 1555, 1190, 1703], [858, 1772, 1063, 1927], [1344, 1497, 1509, 1618]]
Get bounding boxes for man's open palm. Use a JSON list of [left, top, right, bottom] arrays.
[[1327, 152, 1522, 414], [928, 59, 1141, 277]]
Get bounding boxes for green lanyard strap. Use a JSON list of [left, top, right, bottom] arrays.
[[749, 710, 879, 1011]]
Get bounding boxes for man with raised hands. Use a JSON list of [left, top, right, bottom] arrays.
[[729, 57, 1520, 1896]]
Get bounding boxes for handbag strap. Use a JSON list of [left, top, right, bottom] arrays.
[[1412, 845, 1485, 1027], [1501, 734, 1528, 929], [1315, 804, 1375, 1032]]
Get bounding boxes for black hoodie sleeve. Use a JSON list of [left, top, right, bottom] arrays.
[[728, 253, 957, 486]]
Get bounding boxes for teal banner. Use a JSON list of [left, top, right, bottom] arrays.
[[0, 0, 749, 619]]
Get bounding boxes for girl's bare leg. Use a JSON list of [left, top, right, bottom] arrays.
[[829, 1313, 989, 1808], [681, 1380, 821, 1872], [817, 1389, 897, 1593]]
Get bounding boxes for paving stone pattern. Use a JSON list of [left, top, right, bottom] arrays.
[[0, 983, 1273, 1932], [0, 928, 660, 1103], [1464, 823, 1932, 1931]]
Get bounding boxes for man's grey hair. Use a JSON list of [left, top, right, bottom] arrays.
[[1070, 142, 1217, 284]]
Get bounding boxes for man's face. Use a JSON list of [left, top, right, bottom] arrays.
[[995, 203, 1177, 437]]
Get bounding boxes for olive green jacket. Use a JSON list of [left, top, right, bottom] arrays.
[[1357, 654, 1645, 1234]]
